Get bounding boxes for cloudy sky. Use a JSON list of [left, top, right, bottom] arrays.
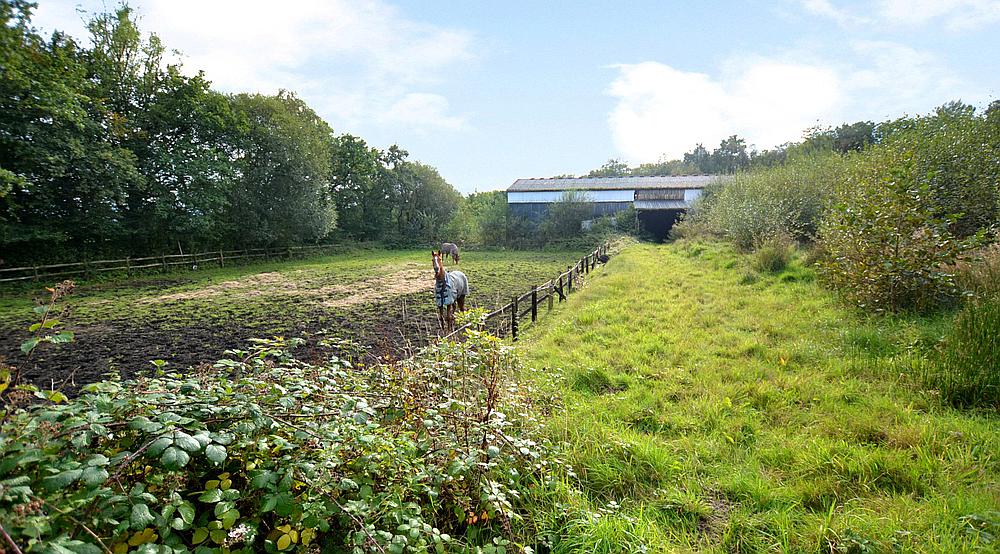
[[30, 0, 1000, 192]]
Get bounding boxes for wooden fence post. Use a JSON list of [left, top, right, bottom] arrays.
[[510, 296, 518, 341], [161, 254, 168, 272], [126, 257, 132, 276], [32, 266, 39, 281], [558, 275, 564, 301], [567, 266, 573, 293], [548, 283, 554, 311], [531, 285, 538, 322], [219, 250, 225, 268]]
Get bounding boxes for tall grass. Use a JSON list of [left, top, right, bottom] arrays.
[[928, 297, 1000, 408]]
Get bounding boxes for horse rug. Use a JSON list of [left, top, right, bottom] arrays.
[[435, 270, 469, 307]]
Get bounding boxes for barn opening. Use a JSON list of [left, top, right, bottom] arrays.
[[637, 209, 684, 241]]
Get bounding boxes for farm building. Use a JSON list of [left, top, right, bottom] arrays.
[[506, 175, 719, 238]]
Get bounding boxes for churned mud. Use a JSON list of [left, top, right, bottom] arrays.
[[0, 253, 577, 393]]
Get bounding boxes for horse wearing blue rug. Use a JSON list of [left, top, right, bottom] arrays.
[[432, 250, 468, 333]]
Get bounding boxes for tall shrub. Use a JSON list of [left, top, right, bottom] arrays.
[[819, 145, 966, 312], [681, 153, 845, 249]]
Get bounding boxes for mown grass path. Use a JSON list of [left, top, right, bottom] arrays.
[[521, 241, 998, 552]]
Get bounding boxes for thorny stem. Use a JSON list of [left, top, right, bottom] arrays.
[[0, 520, 24, 554], [33, 495, 113, 554]]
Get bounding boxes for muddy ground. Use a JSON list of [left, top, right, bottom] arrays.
[[0, 250, 577, 392]]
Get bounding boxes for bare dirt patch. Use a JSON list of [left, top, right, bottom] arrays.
[[145, 271, 297, 303], [318, 268, 432, 308]]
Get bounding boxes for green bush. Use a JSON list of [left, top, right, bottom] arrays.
[[818, 145, 966, 312], [928, 297, 1000, 409], [879, 102, 1000, 238], [678, 153, 845, 249], [0, 331, 563, 552]]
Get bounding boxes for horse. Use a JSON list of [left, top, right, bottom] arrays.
[[432, 250, 469, 333], [440, 242, 460, 264]]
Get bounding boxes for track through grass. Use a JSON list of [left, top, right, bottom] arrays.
[[520, 241, 999, 552]]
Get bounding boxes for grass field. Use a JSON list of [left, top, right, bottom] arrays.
[[0, 247, 584, 391], [519, 241, 999, 552]]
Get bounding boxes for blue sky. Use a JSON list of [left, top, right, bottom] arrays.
[[31, 1, 1000, 193]]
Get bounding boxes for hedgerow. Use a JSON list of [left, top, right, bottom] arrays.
[[0, 324, 566, 553]]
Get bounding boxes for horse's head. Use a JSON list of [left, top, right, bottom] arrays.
[[431, 251, 445, 281]]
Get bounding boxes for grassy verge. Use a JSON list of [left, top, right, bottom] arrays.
[[519, 241, 999, 552]]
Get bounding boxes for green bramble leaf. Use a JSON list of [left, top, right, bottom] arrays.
[[42, 468, 82, 490], [205, 444, 227, 464], [161, 446, 190, 469], [173, 431, 201, 452], [20, 338, 40, 354], [131, 504, 156, 529], [147, 436, 173, 456], [192, 528, 209, 545], [81, 465, 109, 486]]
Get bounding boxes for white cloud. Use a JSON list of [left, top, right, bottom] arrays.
[[797, 0, 1000, 30], [30, 0, 473, 132], [608, 60, 841, 161], [607, 42, 975, 162], [379, 93, 465, 130], [878, 0, 1000, 30], [798, 0, 868, 25]]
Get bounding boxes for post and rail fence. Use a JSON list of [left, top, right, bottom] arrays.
[[441, 241, 611, 342], [0, 244, 355, 284]]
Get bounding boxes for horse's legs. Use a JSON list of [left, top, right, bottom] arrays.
[[456, 295, 466, 312], [437, 307, 446, 330], [446, 305, 455, 333]]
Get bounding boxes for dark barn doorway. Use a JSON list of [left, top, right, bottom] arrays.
[[638, 209, 684, 241]]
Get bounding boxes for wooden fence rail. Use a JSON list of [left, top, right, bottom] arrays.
[[0, 244, 352, 284], [441, 241, 611, 342]]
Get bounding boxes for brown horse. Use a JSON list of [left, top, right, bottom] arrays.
[[432, 250, 468, 333]]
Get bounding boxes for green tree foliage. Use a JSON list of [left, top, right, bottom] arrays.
[[587, 158, 630, 177], [540, 191, 593, 244], [227, 92, 337, 246], [0, 2, 139, 258], [0, 3, 462, 261]]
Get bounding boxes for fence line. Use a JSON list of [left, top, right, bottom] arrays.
[[0, 244, 351, 283], [440, 241, 611, 342]]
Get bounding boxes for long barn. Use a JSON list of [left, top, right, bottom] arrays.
[[506, 175, 718, 238]]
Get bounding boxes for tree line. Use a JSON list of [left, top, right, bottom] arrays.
[[586, 120, 893, 177], [0, 2, 462, 264]]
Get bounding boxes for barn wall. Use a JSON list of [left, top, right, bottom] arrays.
[[509, 201, 633, 221], [507, 190, 635, 203], [684, 189, 703, 203]]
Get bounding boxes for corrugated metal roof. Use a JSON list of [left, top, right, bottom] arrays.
[[507, 175, 720, 192], [634, 200, 688, 210]]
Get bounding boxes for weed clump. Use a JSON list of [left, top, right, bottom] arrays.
[[571, 367, 628, 395], [928, 297, 1000, 409], [751, 235, 794, 274]]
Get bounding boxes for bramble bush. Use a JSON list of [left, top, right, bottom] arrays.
[[0, 325, 567, 553]]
